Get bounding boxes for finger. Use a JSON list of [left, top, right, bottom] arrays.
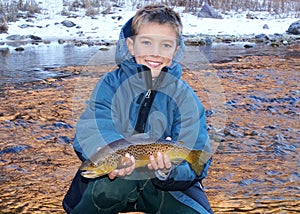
[[108, 170, 118, 180], [149, 155, 158, 170], [163, 154, 172, 169], [121, 154, 135, 175], [156, 152, 165, 169], [147, 163, 154, 170], [125, 155, 135, 175], [118, 168, 125, 176]]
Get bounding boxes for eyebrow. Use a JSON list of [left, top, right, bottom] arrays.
[[137, 35, 176, 43]]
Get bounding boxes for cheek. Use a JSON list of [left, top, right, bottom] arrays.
[[135, 56, 144, 65], [164, 57, 172, 66]]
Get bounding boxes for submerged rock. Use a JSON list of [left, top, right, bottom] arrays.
[[0, 145, 31, 155]]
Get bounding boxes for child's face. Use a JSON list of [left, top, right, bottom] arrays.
[[127, 22, 179, 78]]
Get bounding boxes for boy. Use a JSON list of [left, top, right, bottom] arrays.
[[63, 4, 213, 214]]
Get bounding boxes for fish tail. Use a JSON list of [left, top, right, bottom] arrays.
[[186, 150, 211, 176]]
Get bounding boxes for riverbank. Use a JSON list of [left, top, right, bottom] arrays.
[[1, 31, 300, 50], [1, 4, 300, 50], [0, 44, 299, 213]]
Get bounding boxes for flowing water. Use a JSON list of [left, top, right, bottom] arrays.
[[0, 42, 299, 213], [1, 42, 296, 85]]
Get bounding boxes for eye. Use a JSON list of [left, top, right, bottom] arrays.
[[92, 162, 98, 167], [141, 40, 151, 46], [162, 43, 172, 49]]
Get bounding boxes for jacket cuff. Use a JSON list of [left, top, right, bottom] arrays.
[[155, 166, 173, 180]]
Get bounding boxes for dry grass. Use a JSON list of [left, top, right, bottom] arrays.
[[0, 0, 299, 21]]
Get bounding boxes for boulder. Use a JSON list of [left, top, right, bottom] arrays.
[[286, 20, 300, 35], [61, 20, 76, 28], [198, 3, 223, 19]]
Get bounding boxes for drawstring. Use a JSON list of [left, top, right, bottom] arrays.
[[156, 191, 165, 214]]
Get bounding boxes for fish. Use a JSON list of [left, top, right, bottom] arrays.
[[80, 138, 211, 178]]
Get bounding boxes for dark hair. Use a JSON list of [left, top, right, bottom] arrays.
[[132, 4, 183, 38]]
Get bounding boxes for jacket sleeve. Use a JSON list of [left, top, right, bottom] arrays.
[[151, 158, 212, 191], [73, 72, 124, 160], [152, 82, 212, 191]]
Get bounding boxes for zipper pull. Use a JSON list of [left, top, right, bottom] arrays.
[[145, 89, 151, 98]]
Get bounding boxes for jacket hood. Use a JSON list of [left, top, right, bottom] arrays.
[[115, 17, 186, 70]]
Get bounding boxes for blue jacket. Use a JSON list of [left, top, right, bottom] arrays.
[[73, 17, 212, 213]]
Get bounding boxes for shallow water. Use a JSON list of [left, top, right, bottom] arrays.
[[0, 43, 104, 85], [1, 42, 298, 85], [0, 43, 299, 213]]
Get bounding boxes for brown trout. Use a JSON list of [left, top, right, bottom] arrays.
[[80, 138, 211, 178]]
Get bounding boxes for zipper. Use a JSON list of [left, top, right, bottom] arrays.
[[134, 89, 156, 133], [145, 89, 151, 98]]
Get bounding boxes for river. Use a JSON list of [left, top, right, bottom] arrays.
[[0, 42, 299, 213], [1, 42, 298, 85]]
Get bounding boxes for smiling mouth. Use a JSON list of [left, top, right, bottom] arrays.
[[145, 60, 162, 68]]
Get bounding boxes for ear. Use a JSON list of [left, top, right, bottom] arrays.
[[126, 38, 134, 56]]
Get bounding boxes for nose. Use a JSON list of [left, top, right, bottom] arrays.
[[151, 43, 161, 56]]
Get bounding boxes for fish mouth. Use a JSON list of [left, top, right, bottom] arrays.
[[81, 170, 101, 179]]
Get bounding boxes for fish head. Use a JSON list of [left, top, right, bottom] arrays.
[[79, 155, 134, 178], [80, 156, 119, 178]]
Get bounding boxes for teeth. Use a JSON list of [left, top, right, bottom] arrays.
[[147, 60, 161, 68]]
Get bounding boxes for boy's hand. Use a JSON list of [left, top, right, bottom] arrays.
[[147, 152, 172, 172], [108, 153, 135, 180], [148, 137, 172, 174]]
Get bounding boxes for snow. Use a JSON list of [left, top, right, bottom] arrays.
[[0, 1, 298, 44]]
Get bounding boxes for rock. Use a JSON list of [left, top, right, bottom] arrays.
[[61, 20, 76, 28], [6, 34, 26, 41], [58, 39, 65, 44], [111, 16, 122, 21], [15, 47, 25, 51], [0, 145, 31, 155], [0, 22, 8, 33], [205, 37, 213, 45], [184, 37, 201, 46], [198, 2, 223, 19], [246, 13, 258, 19], [28, 35, 42, 41], [0, 47, 9, 57], [101, 6, 112, 15], [255, 34, 269, 43], [57, 136, 74, 144], [270, 42, 280, 47], [263, 24, 269, 29], [19, 24, 33, 29], [286, 20, 300, 35], [99, 46, 110, 51], [244, 43, 255, 48]]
